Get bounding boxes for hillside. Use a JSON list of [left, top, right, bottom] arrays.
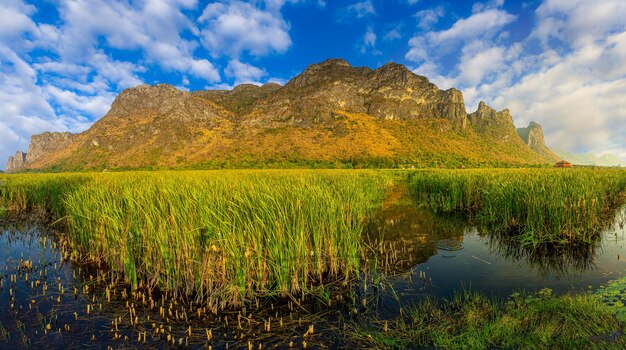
[[6, 59, 556, 172]]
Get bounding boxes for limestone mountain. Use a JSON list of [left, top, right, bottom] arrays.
[[516, 122, 560, 162], [6, 59, 556, 172]]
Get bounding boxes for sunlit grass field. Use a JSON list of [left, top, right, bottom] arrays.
[[2, 168, 626, 309]]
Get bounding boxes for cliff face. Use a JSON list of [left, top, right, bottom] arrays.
[[27, 132, 77, 164], [516, 122, 560, 162], [247, 59, 468, 129], [5, 132, 77, 172], [6, 151, 27, 172], [5, 59, 551, 171]]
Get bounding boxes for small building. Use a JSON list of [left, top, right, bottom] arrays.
[[554, 160, 573, 168]]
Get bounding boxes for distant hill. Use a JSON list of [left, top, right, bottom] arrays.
[[6, 59, 557, 172], [553, 149, 624, 167]]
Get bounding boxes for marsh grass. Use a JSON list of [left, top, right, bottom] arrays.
[[3, 168, 626, 310], [409, 168, 626, 245], [351, 289, 623, 349], [1, 170, 395, 309]]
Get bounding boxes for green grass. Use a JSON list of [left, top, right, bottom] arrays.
[[2, 168, 626, 311], [351, 289, 624, 349], [409, 168, 626, 245], [1, 170, 396, 309]]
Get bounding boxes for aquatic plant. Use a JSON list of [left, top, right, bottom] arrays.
[[409, 168, 626, 245], [350, 289, 623, 349], [595, 276, 626, 322]]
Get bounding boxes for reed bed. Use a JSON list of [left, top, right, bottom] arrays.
[[1, 170, 394, 309], [409, 168, 626, 245]]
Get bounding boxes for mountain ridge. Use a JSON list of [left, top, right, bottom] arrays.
[[6, 59, 557, 172]]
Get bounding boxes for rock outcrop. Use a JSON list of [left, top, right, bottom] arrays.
[[6, 151, 27, 172], [516, 122, 560, 162], [468, 102, 516, 140], [27, 132, 77, 164], [5, 59, 553, 171], [5, 132, 77, 172], [248, 59, 468, 128]]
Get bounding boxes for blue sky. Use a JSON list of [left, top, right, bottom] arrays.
[[2, 0, 626, 168]]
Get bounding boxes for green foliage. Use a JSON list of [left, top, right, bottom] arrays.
[[595, 276, 626, 322], [0, 173, 89, 217], [1, 170, 394, 310], [409, 168, 626, 245], [351, 290, 623, 349]]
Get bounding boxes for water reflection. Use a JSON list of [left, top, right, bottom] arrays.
[[365, 188, 469, 266], [367, 190, 626, 314], [485, 233, 600, 276]]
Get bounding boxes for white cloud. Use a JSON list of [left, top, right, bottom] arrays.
[[533, 0, 626, 49], [472, 0, 505, 13], [0, 1, 38, 47], [347, 1, 376, 18], [384, 28, 402, 41], [199, 1, 291, 57], [225, 59, 268, 85], [405, 0, 626, 159], [407, 8, 516, 62], [364, 27, 376, 47], [429, 9, 516, 44], [415, 7, 445, 30], [50, 0, 219, 82]]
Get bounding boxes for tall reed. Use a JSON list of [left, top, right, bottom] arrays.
[[409, 168, 626, 244], [61, 170, 392, 308]]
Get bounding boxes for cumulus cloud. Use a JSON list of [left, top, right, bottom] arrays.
[[407, 8, 516, 62], [51, 0, 219, 82], [225, 59, 268, 85], [199, 1, 292, 57], [364, 27, 376, 46]]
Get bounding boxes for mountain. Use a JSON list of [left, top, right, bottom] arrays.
[[516, 122, 560, 162], [6, 59, 556, 172], [552, 149, 624, 167]]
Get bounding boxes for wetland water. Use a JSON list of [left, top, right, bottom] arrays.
[[367, 195, 626, 319], [1, 196, 625, 348]]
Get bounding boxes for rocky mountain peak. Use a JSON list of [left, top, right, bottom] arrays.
[[232, 83, 263, 93], [470, 102, 513, 124], [109, 83, 186, 116], [516, 121, 560, 162], [517, 121, 546, 147], [317, 58, 352, 68], [261, 82, 281, 90], [6, 151, 27, 172], [372, 62, 430, 87]]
